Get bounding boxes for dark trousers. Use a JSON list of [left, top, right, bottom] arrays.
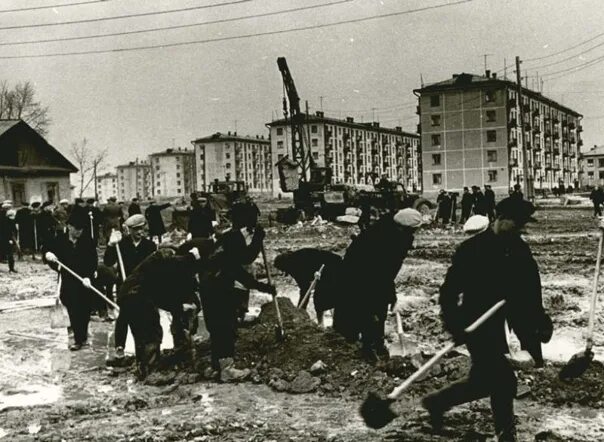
[[114, 308, 129, 348], [65, 299, 91, 345], [200, 285, 238, 368], [460, 207, 472, 224], [594, 203, 602, 217], [424, 354, 517, 434], [360, 302, 388, 350], [120, 295, 163, 365]]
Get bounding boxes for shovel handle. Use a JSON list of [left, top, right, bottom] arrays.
[[387, 299, 506, 400], [299, 264, 325, 309], [260, 243, 284, 330], [114, 230, 126, 282], [54, 258, 120, 311], [587, 229, 604, 350], [395, 311, 406, 356]]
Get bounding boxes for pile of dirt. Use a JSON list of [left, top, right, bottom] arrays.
[[522, 361, 604, 407]]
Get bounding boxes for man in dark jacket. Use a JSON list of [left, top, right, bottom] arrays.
[[0, 209, 18, 272], [460, 187, 474, 224], [44, 211, 98, 350], [16, 202, 34, 255], [102, 196, 123, 244], [484, 185, 496, 221], [128, 198, 142, 217], [510, 184, 524, 201], [472, 186, 487, 215], [145, 198, 171, 242], [421, 197, 550, 441], [38, 201, 59, 251], [436, 191, 452, 225], [187, 194, 215, 239], [104, 214, 157, 361], [590, 186, 604, 217], [334, 208, 423, 362], [274, 248, 342, 326]]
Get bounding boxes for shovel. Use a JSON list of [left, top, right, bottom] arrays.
[[360, 299, 506, 430], [49, 268, 69, 329], [391, 311, 418, 357], [298, 264, 325, 310], [559, 227, 604, 380], [260, 243, 284, 341], [114, 230, 126, 282]]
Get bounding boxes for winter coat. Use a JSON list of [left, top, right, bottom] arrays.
[[187, 205, 215, 239], [145, 204, 170, 237], [103, 236, 157, 276]]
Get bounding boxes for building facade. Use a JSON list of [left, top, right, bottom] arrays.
[[192, 132, 272, 193], [0, 120, 77, 205], [267, 112, 422, 194], [116, 159, 152, 202], [149, 147, 195, 198], [580, 145, 604, 188], [96, 172, 118, 203], [415, 72, 583, 198]]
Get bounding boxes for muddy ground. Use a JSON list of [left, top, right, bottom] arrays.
[[1, 205, 604, 441]]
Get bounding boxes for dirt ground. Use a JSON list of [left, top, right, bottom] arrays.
[[1, 205, 604, 441]]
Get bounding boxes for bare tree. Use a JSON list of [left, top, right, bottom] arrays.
[[70, 138, 108, 198], [0, 80, 50, 135]]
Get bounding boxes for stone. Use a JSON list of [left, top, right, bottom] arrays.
[[289, 370, 321, 394], [310, 360, 327, 374]]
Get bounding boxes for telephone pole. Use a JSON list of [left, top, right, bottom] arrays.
[[516, 56, 532, 200], [482, 53, 493, 73]]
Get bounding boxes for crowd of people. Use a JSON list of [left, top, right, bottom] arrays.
[[1, 186, 553, 441]]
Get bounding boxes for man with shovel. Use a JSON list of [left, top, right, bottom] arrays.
[[104, 214, 157, 362], [421, 197, 550, 441], [43, 210, 98, 351]]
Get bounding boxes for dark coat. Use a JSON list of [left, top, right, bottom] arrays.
[[15, 207, 34, 249], [128, 202, 142, 217], [44, 233, 98, 307], [0, 217, 17, 252], [145, 203, 170, 237], [437, 194, 452, 219], [188, 205, 215, 239], [439, 229, 546, 361], [37, 210, 58, 247], [473, 191, 487, 215], [484, 188, 496, 209], [103, 236, 157, 276], [102, 203, 124, 235], [274, 248, 342, 311]]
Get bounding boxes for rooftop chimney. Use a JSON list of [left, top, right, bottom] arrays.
[[228, 131, 231, 135], [492, 72, 497, 79], [485, 69, 491, 78], [316, 111, 324, 118], [346, 116, 354, 123]]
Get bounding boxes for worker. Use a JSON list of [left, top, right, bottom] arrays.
[[472, 186, 487, 216], [436, 190, 452, 226], [459, 187, 474, 224], [53, 199, 71, 232], [15, 202, 34, 257], [590, 186, 604, 217], [101, 196, 123, 244], [510, 184, 524, 201], [0, 209, 18, 273], [333, 208, 423, 363], [104, 214, 157, 362], [421, 196, 551, 441], [187, 193, 215, 239], [484, 185, 496, 221], [274, 248, 342, 326], [128, 198, 142, 217], [43, 211, 98, 351], [144, 198, 171, 243], [38, 201, 59, 250]]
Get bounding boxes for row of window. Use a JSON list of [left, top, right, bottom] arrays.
[[432, 170, 498, 185], [430, 110, 497, 126], [431, 130, 498, 146], [428, 90, 497, 108], [431, 150, 499, 166], [586, 159, 604, 168]]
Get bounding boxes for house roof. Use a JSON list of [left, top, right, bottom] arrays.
[[148, 147, 194, 157], [414, 73, 582, 118], [582, 145, 604, 157], [0, 119, 77, 173], [266, 113, 419, 139], [192, 132, 270, 144]]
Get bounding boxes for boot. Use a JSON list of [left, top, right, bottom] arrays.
[[496, 418, 517, 442], [218, 357, 250, 383], [421, 396, 444, 433]]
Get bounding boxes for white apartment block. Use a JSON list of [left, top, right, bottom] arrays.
[[149, 147, 196, 198], [267, 111, 422, 194], [191, 132, 272, 193], [116, 159, 152, 202], [96, 172, 118, 203]]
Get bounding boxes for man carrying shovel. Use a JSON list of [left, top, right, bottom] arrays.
[[43, 210, 98, 351], [421, 197, 551, 441]]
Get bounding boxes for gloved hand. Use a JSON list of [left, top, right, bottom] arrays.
[[188, 247, 201, 261], [45, 252, 58, 263], [186, 232, 192, 241], [82, 277, 92, 290], [211, 220, 218, 227], [257, 282, 277, 296], [108, 230, 122, 246]]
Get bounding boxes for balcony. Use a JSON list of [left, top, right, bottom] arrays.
[[545, 130, 552, 138], [570, 136, 576, 144], [416, 105, 421, 115], [507, 118, 517, 128], [533, 161, 542, 169], [526, 141, 532, 150], [533, 143, 542, 151], [533, 126, 541, 134], [553, 146, 560, 154], [524, 123, 531, 131], [553, 164, 561, 171], [577, 124, 583, 133], [522, 104, 530, 112], [562, 120, 568, 127], [578, 139, 583, 147], [417, 124, 421, 133], [553, 132, 560, 140], [545, 162, 552, 170], [569, 122, 576, 130], [553, 117, 560, 125], [508, 139, 518, 148], [509, 158, 519, 167], [508, 98, 517, 107]]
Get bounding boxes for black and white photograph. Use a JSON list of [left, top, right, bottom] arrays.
[[0, 0, 603, 440]]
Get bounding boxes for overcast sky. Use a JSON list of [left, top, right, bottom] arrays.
[[2, 0, 604, 171]]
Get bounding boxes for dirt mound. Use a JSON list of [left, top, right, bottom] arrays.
[[522, 361, 604, 407]]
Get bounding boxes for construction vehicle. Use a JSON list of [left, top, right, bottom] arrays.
[[275, 57, 432, 222]]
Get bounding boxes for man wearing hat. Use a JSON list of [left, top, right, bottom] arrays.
[[144, 198, 171, 243], [0, 208, 18, 272], [37, 201, 58, 251], [459, 187, 474, 224], [128, 198, 141, 217], [104, 214, 157, 361], [472, 186, 487, 216], [187, 193, 215, 240], [333, 208, 423, 362], [421, 197, 550, 441], [43, 210, 98, 351], [53, 199, 71, 232], [16, 202, 34, 257]]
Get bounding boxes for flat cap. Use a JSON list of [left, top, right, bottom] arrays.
[[124, 214, 146, 228], [1, 200, 12, 208], [463, 215, 490, 235], [59, 199, 69, 205], [496, 197, 537, 225], [393, 208, 423, 228], [86, 198, 95, 204]]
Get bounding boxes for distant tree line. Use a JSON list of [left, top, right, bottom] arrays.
[[0, 80, 50, 135]]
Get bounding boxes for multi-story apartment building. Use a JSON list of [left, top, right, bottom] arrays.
[[96, 172, 117, 203], [267, 111, 422, 194], [116, 159, 152, 202], [415, 72, 583, 198], [148, 147, 195, 198], [191, 132, 272, 193], [580, 145, 604, 188]]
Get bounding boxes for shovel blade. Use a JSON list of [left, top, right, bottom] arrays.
[[359, 392, 397, 429], [49, 302, 69, 329], [559, 350, 594, 381]]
